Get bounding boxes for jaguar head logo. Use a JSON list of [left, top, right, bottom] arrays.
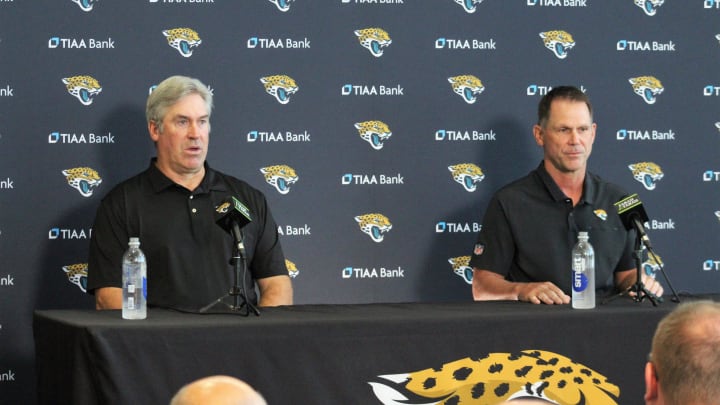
[[629, 162, 664, 190], [260, 75, 299, 104], [448, 75, 485, 104], [355, 28, 392, 57], [268, 0, 294, 12], [62, 75, 102, 106], [453, 0, 484, 13], [260, 165, 299, 194], [629, 76, 664, 104], [354, 121, 392, 150], [63, 263, 88, 292], [540, 30, 576, 59], [634, 0, 665, 16], [71, 0, 98, 12], [355, 213, 392, 243], [163, 28, 202, 57], [448, 256, 473, 284], [643, 254, 662, 278], [286, 259, 299, 278], [449, 163, 485, 192], [62, 167, 102, 197]]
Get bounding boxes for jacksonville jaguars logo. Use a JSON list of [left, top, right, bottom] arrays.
[[260, 165, 299, 194], [63, 263, 88, 292], [594, 209, 608, 221], [453, 0, 484, 13], [634, 0, 665, 16], [629, 76, 664, 104], [62, 167, 102, 197], [355, 121, 392, 150], [286, 259, 300, 278], [540, 30, 576, 59], [448, 256, 473, 284], [643, 253, 662, 278], [355, 213, 392, 243], [268, 0, 294, 12], [370, 350, 620, 405], [260, 75, 299, 104], [355, 28, 392, 57], [71, 0, 98, 12], [629, 162, 664, 190], [62, 75, 102, 106], [448, 163, 485, 192], [448, 75, 485, 104], [163, 28, 202, 57]]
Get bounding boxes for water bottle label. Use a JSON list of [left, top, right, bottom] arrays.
[[128, 297, 135, 309], [573, 271, 589, 292], [143, 277, 147, 300], [127, 284, 135, 293]]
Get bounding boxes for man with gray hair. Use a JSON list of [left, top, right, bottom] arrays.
[[88, 75, 293, 311], [170, 375, 267, 405], [644, 300, 720, 405]]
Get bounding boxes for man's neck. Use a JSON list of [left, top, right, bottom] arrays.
[[544, 161, 585, 205], [154, 161, 205, 191]]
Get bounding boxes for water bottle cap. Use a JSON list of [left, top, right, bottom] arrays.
[[129, 237, 140, 246], [578, 231, 588, 239]]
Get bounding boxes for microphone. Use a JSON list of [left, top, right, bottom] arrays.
[[614, 194, 652, 249], [215, 196, 252, 243]]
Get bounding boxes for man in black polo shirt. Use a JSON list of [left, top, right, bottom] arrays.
[[87, 75, 293, 311], [470, 86, 663, 305]]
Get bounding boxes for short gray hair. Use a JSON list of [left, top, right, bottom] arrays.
[[146, 75, 213, 133]]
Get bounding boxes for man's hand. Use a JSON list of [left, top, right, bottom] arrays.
[[517, 282, 571, 305]]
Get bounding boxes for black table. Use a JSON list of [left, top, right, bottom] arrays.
[[33, 298, 694, 405]]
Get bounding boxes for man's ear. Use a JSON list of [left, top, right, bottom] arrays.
[[148, 121, 160, 142], [644, 361, 659, 403], [532, 124, 544, 146]]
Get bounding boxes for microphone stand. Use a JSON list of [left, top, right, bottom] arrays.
[[200, 224, 260, 316], [627, 230, 660, 306]]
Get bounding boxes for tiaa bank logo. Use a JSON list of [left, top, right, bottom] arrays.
[[448, 256, 473, 284], [704, 0, 720, 8], [539, 30, 575, 59], [62, 167, 102, 197], [448, 163, 485, 192], [355, 28, 392, 57], [448, 75, 484, 104], [63, 263, 88, 292], [355, 213, 392, 243], [260, 75, 299, 104], [634, 0, 664, 16], [163, 28, 202, 57], [355, 120, 392, 150], [260, 165, 299, 194], [452, 0, 484, 13], [629, 76, 664, 104], [72, 0, 98, 12], [62, 75, 102, 106], [268, 0, 294, 12], [628, 162, 663, 190], [286, 259, 299, 278]]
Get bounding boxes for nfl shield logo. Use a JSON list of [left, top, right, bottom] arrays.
[[473, 243, 485, 256]]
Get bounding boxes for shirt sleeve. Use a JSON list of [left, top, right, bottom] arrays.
[[86, 194, 130, 293], [468, 194, 515, 278]]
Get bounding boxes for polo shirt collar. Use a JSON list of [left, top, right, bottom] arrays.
[[534, 161, 598, 205], [146, 158, 228, 194]]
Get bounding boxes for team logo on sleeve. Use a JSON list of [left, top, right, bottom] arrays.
[[355, 213, 392, 243], [268, 0, 294, 12], [629, 162, 664, 190], [63, 263, 88, 292], [448, 256, 473, 284], [163, 28, 202, 57], [62, 75, 102, 106], [539, 30, 575, 59], [286, 259, 300, 278], [453, 0, 484, 13], [634, 0, 665, 16], [448, 75, 485, 104], [355, 28, 392, 57], [369, 350, 620, 404], [260, 165, 299, 194], [354, 121, 392, 150], [72, 0, 98, 12], [260, 75, 299, 104], [629, 76, 664, 104], [62, 167, 102, 197], [448, 163, 485, 192]]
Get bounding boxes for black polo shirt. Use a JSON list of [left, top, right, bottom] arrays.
[[87, 159, 286, 311], [469, 162, 635, 296]]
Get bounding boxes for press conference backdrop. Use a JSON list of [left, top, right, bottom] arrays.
[[1, 0, 719, 402]]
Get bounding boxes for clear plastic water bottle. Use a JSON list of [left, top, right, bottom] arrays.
[[571, 231, 595, 309], [122, 237, 147, 319]]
